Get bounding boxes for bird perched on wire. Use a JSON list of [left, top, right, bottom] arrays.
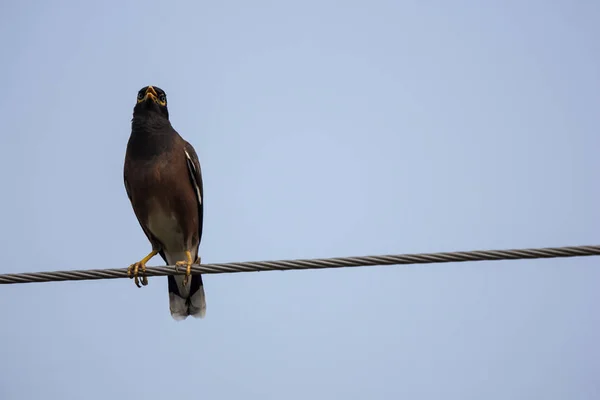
[[123, 85, 206, 320]]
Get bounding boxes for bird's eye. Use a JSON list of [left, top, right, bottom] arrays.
[[137, 92, 144, 100], [159, 94, 166, 103]]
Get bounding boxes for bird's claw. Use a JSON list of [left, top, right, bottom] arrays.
[[175, 255, 199, 287], [126, 249, 157, 288], [175, 260, 193, 286], [127, 261, 148, 288]]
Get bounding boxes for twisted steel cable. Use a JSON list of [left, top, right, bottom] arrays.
[[0, 244, 598, 285]]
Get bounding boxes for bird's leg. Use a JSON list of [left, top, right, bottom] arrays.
[[175, 250, 194, 286], [127, 249, 158, 288]]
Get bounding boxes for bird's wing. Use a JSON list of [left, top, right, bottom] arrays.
[[183, 140, 204, 245], [168, 140, 206, 320]]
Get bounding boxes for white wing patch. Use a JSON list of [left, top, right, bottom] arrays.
[[184, 149, 202, 206]]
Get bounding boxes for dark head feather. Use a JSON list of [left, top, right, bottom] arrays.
[[133, 85, 169, 120]]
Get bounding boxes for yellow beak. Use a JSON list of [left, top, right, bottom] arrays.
[[143, 86, 158, 102]]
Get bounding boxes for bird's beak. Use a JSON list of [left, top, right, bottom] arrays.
[[143, 86, 158, 102]]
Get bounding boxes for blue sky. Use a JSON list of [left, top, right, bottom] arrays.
[[1, 1, 599, 398]]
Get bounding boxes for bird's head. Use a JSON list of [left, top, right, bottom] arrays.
[[133, 85, 169, 119]]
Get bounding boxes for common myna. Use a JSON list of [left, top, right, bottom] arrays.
[[123, 85, 206, 320]]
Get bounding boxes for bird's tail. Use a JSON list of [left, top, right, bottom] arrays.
[[168, 273, 206, 320]]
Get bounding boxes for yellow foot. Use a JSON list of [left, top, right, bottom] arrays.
[[175, 250, 195, 286], [127, 249, 158, 288]]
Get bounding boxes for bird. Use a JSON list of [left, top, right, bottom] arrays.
[[123, 85, 206, 320]]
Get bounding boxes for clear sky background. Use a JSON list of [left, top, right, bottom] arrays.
[[1, 1, 599, 399]]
